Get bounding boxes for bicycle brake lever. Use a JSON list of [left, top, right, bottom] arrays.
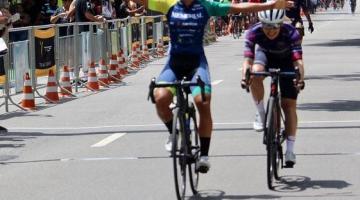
[[148, 78, 156, 103]]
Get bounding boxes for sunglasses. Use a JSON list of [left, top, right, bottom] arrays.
[[262, 23, 282, 29]]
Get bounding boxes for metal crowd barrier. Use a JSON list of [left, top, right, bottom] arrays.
[[0, 14, 215, 112]]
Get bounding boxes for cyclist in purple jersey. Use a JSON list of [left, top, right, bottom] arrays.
[[241, 9, 305, 166]]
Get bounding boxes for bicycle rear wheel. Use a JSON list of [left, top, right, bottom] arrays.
[[187, 103, 200, 195], [172, 108, 187, 200], [265, 97, 278, 190]]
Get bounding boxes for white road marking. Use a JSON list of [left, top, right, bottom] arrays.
[[91, 133, 126, 148], [8, 120, 360, 131], [57, 152, 360, 163], [211, 80, 223, 85]]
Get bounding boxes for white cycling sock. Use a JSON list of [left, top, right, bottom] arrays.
[[254, 99, 265, 122], [286, 135, 296, 153]]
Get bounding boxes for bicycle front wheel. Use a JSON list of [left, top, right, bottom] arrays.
[[172, 108, 187, 200], [187, 103, 200, 195], [265, 97, 278, 190]]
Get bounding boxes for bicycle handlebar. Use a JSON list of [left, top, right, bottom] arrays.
[[243, 67, 301, 93], [148, 75, 206, 103], [249, 68, 299, 78]]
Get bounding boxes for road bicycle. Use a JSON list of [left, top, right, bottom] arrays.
[[148, 76, 205, 200], [231, 14, 243, 39], [350, 0, 356, 13], [244, 67, 300, 190]]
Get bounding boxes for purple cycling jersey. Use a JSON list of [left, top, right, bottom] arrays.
[[244, 22, 303, 62]]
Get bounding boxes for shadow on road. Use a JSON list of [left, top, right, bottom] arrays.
[[305, 73, 360, 81], [274, 175, 352, 192], [187, 176, 352, 199], [305, 39, 360, 47], [298, 100, 360, 111], [0, 134, 37, 155], [188, 190, 281, 200]]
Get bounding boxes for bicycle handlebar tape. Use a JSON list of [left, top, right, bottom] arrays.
[[45, 69, 59, 103], [98, 58, 110, 87], [21, 72, 36, 110], [109, 54, 121, 83], [60, 66, 73, 97], [87, 62, 100, 91], [117, 49, 128, 76], [157, 39, 165, 57], [130, 44, 140, 69]]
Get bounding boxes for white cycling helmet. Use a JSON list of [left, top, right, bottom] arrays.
[[258, 9, 285, 24]]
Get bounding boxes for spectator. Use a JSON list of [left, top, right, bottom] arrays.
[[102, 0, 115, 19], [127, 0, 145, 16], [40, 0, 59, 25], [0, 5, 10, 133], [115, 0, 144, 18], [75, 0, 105, 32], [11, 4, 31, 27], [0, 9, 9, 37], [67, 0, 77, 22], [22, 0, 42, 25], [9, 3, 30, 42], [51, 0, 72, 36], [0, 7, 11, 37], [114, 0, 129, 19]]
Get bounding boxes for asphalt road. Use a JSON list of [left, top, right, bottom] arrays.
[[0, 6, 359, 200]]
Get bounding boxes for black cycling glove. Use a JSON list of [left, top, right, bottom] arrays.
[[308, 22, 314, 33]]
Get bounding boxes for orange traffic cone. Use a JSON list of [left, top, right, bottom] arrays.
[[117, 50, 128, 76], [136, 43, 143, 63], [45, 69, 59, 103], [87, 62, 99, 90], [157, 39, 164, 57], [21, 72, 35, 110], [60, 65, 72, 97], [109, 54, 121, 82], [98, 58, 110, 86], [131, 44, 140, 69], [142, 45, 150, 62]]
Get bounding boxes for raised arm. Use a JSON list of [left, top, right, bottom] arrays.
[[131, 0, 176, 14], [229, 0, 293, 14]]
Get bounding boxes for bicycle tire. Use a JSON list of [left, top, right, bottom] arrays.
[[232, 20, 237, 39], [172, 108, 187, 200], [273, 101, 282, 180], [187, 103, 200, 195], [265, 97, 276, 190], [236, 22, 242, 39]]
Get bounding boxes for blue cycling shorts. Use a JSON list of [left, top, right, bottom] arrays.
[[157, 53, 212, 97]]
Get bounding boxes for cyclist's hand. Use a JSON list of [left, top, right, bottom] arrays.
[[293, 79, 305, 91], [241, 79, 248, 90], [308, 22, 314, 33]]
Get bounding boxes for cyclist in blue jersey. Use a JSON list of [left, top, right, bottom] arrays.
[[142, 0, 293, 173], [241, 9, 304, 166]]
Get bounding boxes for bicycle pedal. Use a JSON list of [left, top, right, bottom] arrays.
[[196, 166, 209, 174], [284, 162, 295, 168]]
